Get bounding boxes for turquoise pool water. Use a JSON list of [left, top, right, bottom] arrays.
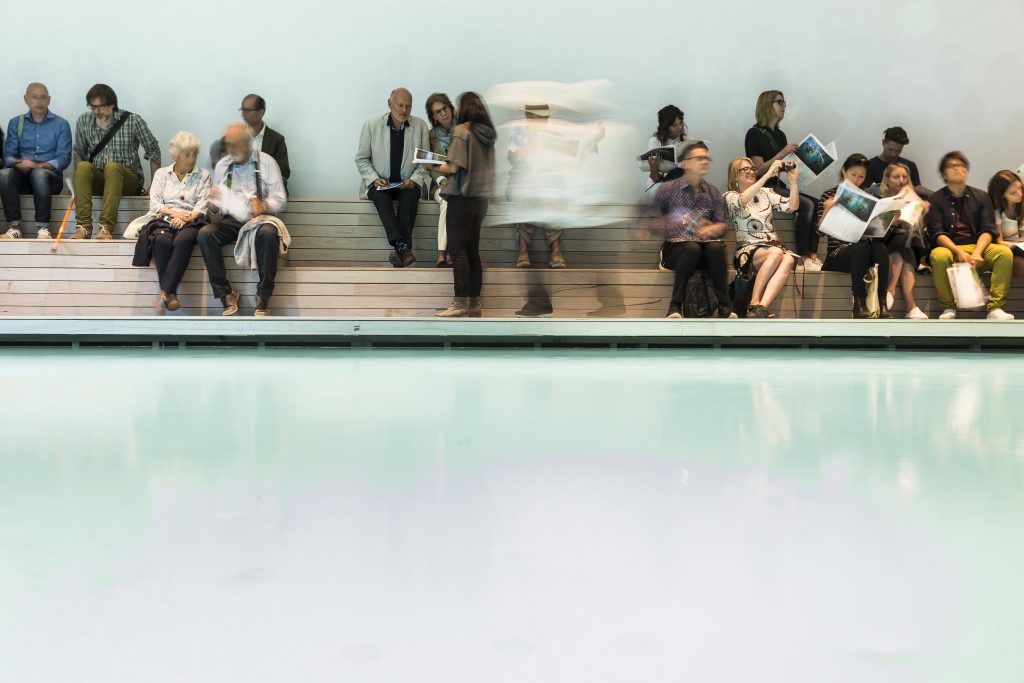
[[1, 349, 1022, 682]]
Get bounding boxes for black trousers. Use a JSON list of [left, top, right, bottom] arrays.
[[662, 240, 730, 313], [150, 221, 200, 294], [446, 196, 488, 298], [197, 217, 280, 300], [824, 241, 889, 299], [368, 185, 419, 249], [794, 193, 819, 256]]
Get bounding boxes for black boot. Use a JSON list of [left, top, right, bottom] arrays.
[[852, 296, 871, 319], [877, 305, 893, 319]]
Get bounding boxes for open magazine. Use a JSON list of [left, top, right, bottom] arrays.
[[413, 148, 446, 165], [819, 181, 924, 243], [780, 133, 837, 188], [637, 145, 678, 162]]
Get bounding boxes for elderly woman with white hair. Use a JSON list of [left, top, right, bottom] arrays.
[[132, 131, 211, 311]]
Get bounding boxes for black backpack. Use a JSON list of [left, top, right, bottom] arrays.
[[729, 251, 755, 318], [683, 270, 718, 318]]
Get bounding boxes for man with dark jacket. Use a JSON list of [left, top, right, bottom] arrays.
[[925, 151, 1013, 320], [210, 94, 290, 190]]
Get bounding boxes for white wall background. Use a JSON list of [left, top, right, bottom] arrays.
[[3, 0, 1021, 201]]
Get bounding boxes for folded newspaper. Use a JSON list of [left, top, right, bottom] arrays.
[[413, 148, 447, 165], [819, 182, 923, 243]]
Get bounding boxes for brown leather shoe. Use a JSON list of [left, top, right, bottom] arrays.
[[96, 227, 114, 240], [70, 226, 92, 240], [399, 248, 416, 267], [161, 291, 181, 311], [254, 296, 271, 317], [221, 291, 239, 316]]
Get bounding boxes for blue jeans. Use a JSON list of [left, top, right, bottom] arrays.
[[0, 167, 64, 227]]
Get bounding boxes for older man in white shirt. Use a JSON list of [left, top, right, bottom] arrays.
[[354, 87, 430, 267], [199, 122, 288, 317]]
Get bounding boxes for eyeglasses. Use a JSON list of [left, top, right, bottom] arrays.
[[684, 155, 712, 162], [945, 162, 968, 170], [738, 167, 756, 175], [772, 99, 787, 107], [431, 108, 449, 117], [88, 103, 111, 111], [238, 107, 263, 113]]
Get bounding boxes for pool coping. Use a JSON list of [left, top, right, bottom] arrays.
[[1, 316, 1023, 350]]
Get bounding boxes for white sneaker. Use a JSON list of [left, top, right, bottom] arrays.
[[1, 227, 22, 239], [800, 259, 822, 272], [987, 308, 1015, 321], [36, 228, 52, 239], [938, 308, 957, 320], [906, 307, 928, 320], [886, 292, 895, 309]]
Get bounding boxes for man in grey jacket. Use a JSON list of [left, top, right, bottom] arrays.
[[354, 88, 430, 267]]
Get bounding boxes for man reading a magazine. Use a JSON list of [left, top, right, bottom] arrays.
[[354, 87, 430, 267]]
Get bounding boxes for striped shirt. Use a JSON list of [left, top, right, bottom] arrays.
[[73, 109, 161, 185]]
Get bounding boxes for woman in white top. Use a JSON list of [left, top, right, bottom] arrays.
[[988, 169, 1024, 278], [640, 105, 689, 197], [132, 131, 211, 311], [878, 163, 928, 319], [724, 157, 799, 317]]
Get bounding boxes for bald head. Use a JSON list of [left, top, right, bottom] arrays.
[[388, 88, 412, 126], [24, 83, 50, 119], [223, 122, 254, 163]]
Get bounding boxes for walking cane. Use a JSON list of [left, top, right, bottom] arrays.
[[50, 179, 75, 254]]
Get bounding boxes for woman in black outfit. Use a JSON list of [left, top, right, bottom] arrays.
[[744, 89, 821, 269], [816, 154, 892, 319]]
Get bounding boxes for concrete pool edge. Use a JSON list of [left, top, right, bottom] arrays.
[[1, 316, 1023, 350]]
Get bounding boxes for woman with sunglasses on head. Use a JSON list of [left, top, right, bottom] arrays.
[[816, 153, 892, 319], [425, 93, 457, 267], [724, 157, 799, 317], [640, 104, 690, 198], [744, 90, 821, 270]]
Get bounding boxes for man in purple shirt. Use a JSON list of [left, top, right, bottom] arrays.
[[0, 83, 72, 239]]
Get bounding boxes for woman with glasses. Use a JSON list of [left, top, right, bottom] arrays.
[[815, 154, 892, 318], [744, 90, 821, 270], [724, 157, 799, 317], [877, 162, 928, 319], [640, 104, 690, 198], [425, 93, 457, 267]]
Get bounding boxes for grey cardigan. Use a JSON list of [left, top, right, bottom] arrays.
[[354, 113, 430, 199]]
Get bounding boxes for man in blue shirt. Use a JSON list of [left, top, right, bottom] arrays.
[[0, 83, 72, 239]]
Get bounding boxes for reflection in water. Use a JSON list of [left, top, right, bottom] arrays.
[[0, 349, 1022, 681]]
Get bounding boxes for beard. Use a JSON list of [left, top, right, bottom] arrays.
[[230, 151, 250, 164]]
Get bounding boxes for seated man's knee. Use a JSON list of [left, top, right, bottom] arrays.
[[103, 162, 121, 174], [197, 224, 218, 245], [988, 244, 1013, 262], [74, 161, 94, 177], [930, 247, 954, 266], [255, 224, 280, 244]]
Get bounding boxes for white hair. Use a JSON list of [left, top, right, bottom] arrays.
[[168, 131, 201, 159]]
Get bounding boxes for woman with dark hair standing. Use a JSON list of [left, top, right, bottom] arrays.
[[988, 170, 1024, 278], [816, 154, 892, 318], [744, 90, 821, 270], [425, 93, 456, 267], [428, 92, 497, 317], [640, 104, 689, 195]]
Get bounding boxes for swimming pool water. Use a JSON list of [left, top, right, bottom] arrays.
[[1, 349, 1022, 682]]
